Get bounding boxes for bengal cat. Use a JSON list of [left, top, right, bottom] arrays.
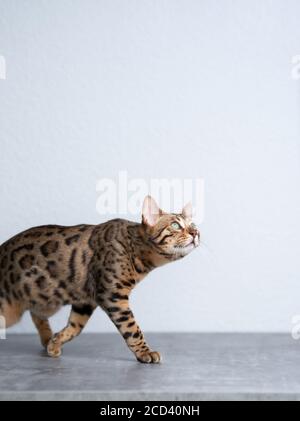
[[0, 196, 200, 363]]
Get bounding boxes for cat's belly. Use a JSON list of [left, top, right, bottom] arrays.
[[30, 301, 63, 319]]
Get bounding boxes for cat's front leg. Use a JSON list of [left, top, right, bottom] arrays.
[[102, 299, 161, 364]]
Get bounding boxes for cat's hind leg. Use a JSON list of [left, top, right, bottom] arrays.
[[47, 304, 94, 358], [30, 312, 53, 349]]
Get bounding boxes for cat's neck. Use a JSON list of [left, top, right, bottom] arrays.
[[128, 223, 173, 274]]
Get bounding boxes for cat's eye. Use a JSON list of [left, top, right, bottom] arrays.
[[171, 222, 181, 230]]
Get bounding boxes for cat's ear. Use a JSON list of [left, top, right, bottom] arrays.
[[142, 195, 162, 226], [182, 202, 193, 219]]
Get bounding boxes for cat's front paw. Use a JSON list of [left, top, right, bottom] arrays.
[[47, 338, 62, 358], [137, 351, 162, 364]]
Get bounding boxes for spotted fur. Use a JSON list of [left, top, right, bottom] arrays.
[[0, 196, 200, 363]]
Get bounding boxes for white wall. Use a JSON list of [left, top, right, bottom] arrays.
[[0, 0, 300, 333]]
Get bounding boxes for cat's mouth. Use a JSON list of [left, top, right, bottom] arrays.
[[172, 234, 200, 255], [172, 241, 197, 256]]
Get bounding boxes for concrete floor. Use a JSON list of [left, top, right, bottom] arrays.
[[0, 333, 300, 401]]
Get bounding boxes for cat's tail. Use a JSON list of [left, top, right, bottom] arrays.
[[0, 294, 23, 328], [0, 293, 7, 331]]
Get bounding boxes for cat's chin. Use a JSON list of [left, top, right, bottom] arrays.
[[171, 243, 196, 257]]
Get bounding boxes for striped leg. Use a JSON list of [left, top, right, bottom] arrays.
[[47, 304, 94, 358], [102, 299, 161, 363], [31, 312, 53, 348]]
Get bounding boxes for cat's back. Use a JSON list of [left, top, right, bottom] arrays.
[[0, 219, 138, 283], [0, 224, 95, 282], [0, 223, 94, 252], [88, 218, 138, 248]]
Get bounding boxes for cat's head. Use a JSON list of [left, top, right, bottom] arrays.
[[141, 195, 200, 258]]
